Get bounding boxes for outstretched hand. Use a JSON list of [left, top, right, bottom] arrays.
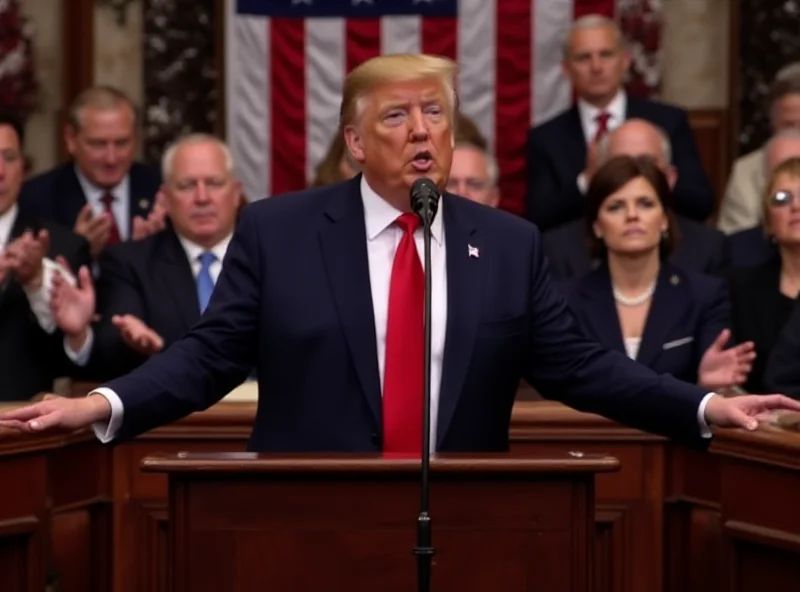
[[0, 394, 111, 433], [698, 329, 756, 391], [704, 393, 800, 431]]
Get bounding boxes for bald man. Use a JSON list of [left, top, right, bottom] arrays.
[[542, 118, 729, 280]]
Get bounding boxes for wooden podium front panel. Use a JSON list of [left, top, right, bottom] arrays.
[[159, 456, 604, 592]]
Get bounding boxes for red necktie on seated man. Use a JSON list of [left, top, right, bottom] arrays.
[[100, 193, 121, 246], [593, 111, 611, 143], [382, 212, 424, 456]]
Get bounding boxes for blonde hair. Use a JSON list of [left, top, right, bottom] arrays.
[[340, 53, 458, 129], [762, 156, 800, 235], [67, 85, 138, 131], [161, 133, 235, 181]]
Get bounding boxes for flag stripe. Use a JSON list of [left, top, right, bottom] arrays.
[[457, 0, 496, 151], [346, 18, 382, 72], [495, 0, 532, 216], [574, 0, 616, 19], [227, 13, 270, 201], [531, 0, 574, 125], [381, 16, 421, 55], [306, 18, 346, 186], [421, 17, 458, 62], [270, 18, 307, 196]]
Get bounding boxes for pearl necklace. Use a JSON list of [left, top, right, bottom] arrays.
[[612, 282, 656, 306]]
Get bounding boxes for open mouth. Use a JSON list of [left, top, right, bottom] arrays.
[[411, 151, 433, 172]]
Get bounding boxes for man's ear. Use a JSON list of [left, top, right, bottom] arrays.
[[666, 165, 678, 190], [343, 126, 365, 164], [64, 125, 78, 156]]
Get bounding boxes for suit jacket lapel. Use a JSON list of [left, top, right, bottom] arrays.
[[437, 195, 482, 446], [129, 168, 155, 235], [157, 228, 201, 331], [318, 177, 382, 427], [577, 265, 627, 355], [564, 107, 588, 170], [636, 265, 686, 367], [60, 165, 90, 227]]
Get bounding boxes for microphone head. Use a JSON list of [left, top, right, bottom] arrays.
[[410, 177, 441, 220]]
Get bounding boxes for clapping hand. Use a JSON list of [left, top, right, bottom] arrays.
[[112, 314, 164, 356], [698, 329, 756, 391]]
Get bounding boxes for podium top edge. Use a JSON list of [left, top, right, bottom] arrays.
[[140, 452, 621, 474]]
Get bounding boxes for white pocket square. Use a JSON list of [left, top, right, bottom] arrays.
[[663, 337, 694, 350]]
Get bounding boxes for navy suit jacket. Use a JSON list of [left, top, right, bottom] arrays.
[[18, 162, 162, 238], [765, 296, 800, 399], [728, 226, 776, 268], [525, 97, 715, 232], [542, 215, 730, 281], [0, 211, 91, 401], [559, 262, 729, 385], [87, 226, 203, 381], [103, 175, 710, 452]]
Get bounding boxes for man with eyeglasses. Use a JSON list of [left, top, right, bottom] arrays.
[[49, 133, 243, 382], [446, 142, 500, 208]]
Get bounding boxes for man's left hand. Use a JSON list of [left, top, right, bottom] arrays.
[[704, 393, 800, 431]]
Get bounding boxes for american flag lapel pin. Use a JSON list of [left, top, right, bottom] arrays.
[[468, 244, 479, 259]]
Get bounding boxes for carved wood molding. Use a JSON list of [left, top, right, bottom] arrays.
[[724, 519, 800, 555], [0, 515, 39, 538]]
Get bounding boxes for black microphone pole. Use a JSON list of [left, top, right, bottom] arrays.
[[410, 178, 439, 592]]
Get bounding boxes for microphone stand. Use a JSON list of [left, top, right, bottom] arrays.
[[413, 193, 436, 592]]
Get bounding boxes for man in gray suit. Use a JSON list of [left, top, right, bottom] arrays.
[[719, 64, 800, 233]]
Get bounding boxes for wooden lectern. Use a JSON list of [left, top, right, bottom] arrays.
[[142, 452, 619, 592]]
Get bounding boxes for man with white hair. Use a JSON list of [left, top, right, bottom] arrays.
[[526, 14, 714, 232], [719, 64, 800, 233], [446, 142, 500, 208], [49, 133, 243, 380], [542, 119, 730, 280], [4, 53, 799, 455]]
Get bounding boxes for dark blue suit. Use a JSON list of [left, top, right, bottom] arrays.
[[728, 226, 775, 268], [542, 214, 730, 281], [102, 176, 710, 451], [559, 262, 729, 385], [18, 162, 162, 238], [526, 97, 715, 231]]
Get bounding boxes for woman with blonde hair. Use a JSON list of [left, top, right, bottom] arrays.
[[728, 156, 800, 392]]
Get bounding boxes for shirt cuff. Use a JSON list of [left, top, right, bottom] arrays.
[[23, 257, 77, 334], [64, 326, 94, 367], [577, 172, 588, 194], [89, 387, 124, 443], [697, 392, 717, 439]]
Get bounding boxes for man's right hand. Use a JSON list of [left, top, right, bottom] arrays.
[[112, 314, 164, 356], [74, 204, 111, 258], [51, 257, 96, 345], [0, 393, 111, 433]]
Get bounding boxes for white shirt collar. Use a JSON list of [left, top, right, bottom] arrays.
[[74, 164, 130, 204], [360, 175, 444, 245], [577, 88, 627, 138], [177, 232, 233, 267], [0, 203, 19, 249]]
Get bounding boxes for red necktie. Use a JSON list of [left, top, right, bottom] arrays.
[[382, 213, 424, 456], [592, 111, 611, 143], [101, 193, 121, 246]]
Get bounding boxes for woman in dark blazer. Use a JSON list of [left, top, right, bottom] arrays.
[[729, 156, 800, 393], [559, 156, 754, 391]]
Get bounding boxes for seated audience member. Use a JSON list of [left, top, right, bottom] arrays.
[[719, 63, 800, 233], [50, 133, 242, 381], [454, 110, 489, 150], [447, 142, 499, 208], [559, 156, 753, 391], [765, 297, 800, 399], [525, 14, 714, 232], [18, 86, 162, 258], [0, 111, 91, 401], [729, 158, 800, 393], [727, 129, 800, 267], [542, 119, 729, 280], [311, 132, 357, 187]]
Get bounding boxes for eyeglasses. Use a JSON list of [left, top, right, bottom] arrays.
[[769, 190, 800, 207]]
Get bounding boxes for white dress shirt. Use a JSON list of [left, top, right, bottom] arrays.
[[576, 89, 628, 193], [0, 203, 64, 334], [75, 166, 131, 242], [65, 232, 233, 368], [90, 177, 449, 446]]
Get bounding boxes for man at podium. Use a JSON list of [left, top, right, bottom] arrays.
[[2, 53, 799, 453]]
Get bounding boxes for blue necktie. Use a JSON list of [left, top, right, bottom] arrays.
[[196, 252, 216, 313]]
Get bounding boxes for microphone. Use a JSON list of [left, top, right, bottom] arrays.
[[409, 177, 440, 592]]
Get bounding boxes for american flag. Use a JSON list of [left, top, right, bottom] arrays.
[[226, 0, 659, 216]]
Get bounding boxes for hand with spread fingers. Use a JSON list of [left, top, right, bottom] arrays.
[[3, 229, 49, 289], [50, 256, 96, 347], [698, 329, 756, 391], [73, 204, 112, 258], [0, 394, 111, 433]]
